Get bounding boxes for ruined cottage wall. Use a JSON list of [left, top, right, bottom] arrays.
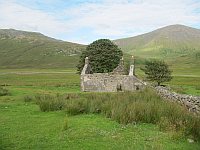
[[81, 56, 145, 92], [81, 73, 144, 92], [155, 86, 200, 114]]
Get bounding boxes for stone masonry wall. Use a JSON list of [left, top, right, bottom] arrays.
[[81, 73, 144, 92], [155, 86, 200, 115], [81, 57, 145, 92]]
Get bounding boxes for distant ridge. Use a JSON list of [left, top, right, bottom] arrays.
[[114, 24, 200, 75], [114, 24, 200, 57], [0, 25, 200, 70], [0, 29, 85, 69]]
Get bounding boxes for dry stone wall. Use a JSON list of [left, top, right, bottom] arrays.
[[155, 86, 200, 114]]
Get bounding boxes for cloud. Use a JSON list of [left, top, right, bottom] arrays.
[[0, 0, 71, 38], [0, 0, 200, 44], [66, 0, 200, 38]]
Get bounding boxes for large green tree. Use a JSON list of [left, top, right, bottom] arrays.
[[141, 60, 172, 86], [77, 39, 123, 73]]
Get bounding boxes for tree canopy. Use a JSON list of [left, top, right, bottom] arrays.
[[77, 39, 123, 73], [141, 60, 172, 86]]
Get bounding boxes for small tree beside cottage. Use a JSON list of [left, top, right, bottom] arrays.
[[141, 60, 172, 86]]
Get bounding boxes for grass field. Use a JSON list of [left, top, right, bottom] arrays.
[[0, 69, 200, 150], [135, 67, 200, 95]]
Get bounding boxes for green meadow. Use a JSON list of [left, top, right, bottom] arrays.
[[0, 69, 200, 150]]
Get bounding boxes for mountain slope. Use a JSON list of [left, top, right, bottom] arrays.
[[0, 29, 85, 69], [114, 25, 200, 75], [114, 24, 200, 58]]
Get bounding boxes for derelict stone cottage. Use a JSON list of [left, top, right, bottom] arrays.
[[81, 57, 145, 92]]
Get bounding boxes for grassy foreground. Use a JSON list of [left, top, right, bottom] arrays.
[[0, 70, 200, 150], [34, 89, 200, 140]]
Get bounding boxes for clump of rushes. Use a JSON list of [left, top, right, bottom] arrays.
[[24, 95, 34, 102], [0, 86, 10, 96], [35, 94, 65, 112], [34, 88, 200, 141]]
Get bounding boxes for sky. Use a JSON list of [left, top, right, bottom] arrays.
[[0, 0, 200, 44]]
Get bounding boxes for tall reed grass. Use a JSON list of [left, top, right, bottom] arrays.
[[34, 88, 200, 141], [35, 94, 65, 112]]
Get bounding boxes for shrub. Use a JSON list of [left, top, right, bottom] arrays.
[[0, 86, 10, 96]]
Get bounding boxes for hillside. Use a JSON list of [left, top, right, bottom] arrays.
[[0, 29, 85, 69], [114, 24, 200, 75], [1, 25, 200, 73], [114, 24, 200, 57]]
